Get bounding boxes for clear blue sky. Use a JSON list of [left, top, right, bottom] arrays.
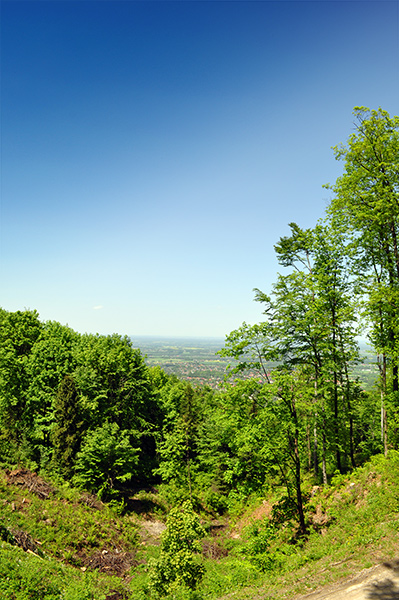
[[1, 0, 398, 338]]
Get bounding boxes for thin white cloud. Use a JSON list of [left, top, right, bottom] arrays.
[[93, 305, 104, 310]]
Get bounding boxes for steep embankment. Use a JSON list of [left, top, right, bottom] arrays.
[[210, 453, 399, 600], [1, 453, 399, 600], [0, 468, 139, 599]]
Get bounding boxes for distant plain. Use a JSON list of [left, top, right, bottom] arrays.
[[131, 336, 378, 390]]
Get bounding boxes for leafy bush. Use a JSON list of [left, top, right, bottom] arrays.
[[238, 519, 286, 572], [148, 501, 205, 597]]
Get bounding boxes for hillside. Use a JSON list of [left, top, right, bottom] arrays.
[[1, 452, 399, 599]]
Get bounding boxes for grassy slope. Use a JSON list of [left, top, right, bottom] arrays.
[[0, 470, 138, 599], [200, 452, 399, 599], [1, 452, 399, 599]]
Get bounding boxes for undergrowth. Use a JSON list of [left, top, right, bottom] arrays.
[[1, 452, 399, 599], [0, 469, 137, 599], [0, 542, 126, 600], [0, 471, 138, 567], [193, 451, 399, 599]]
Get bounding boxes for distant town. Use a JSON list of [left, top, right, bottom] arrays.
[[131, 336, 379, 391], [131, 336, 233, 388]]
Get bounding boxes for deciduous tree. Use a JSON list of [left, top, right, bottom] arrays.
[[327, 106, 399, 445]]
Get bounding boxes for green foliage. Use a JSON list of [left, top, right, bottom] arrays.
[[157, 382, 203, 494], [196, 378, 271, 498], [148, 501, 205, 597], [73, 333, 154, 431], [73, 421, 140, 498], [220, 216, 364, 517], [327, 107, 399, 444], [218, 321, 275, 381], [238, 518, 295, 573], [0, 542, 124, 600], [52, 375, 83, 478], [0, 308, 163, 488], [26, 320, 79, 458], [0, 309, 43, 441], [73, 332, 160, 481]]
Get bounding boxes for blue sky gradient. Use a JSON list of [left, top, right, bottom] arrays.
[[1, 1, 398, 337]]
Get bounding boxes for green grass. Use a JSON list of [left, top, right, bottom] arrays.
[[0, 473, 137, 566], [0, 471, 137, 599], [0, 542, 126, 600], [2, 452, 399, 599], [193, 451, 399, 599]]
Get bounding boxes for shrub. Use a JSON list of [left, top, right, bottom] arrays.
[[148, 501, 205, 597]]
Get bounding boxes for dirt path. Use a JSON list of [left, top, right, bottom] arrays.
[[296, 561, 399, 600], [139, 519, 166, 545]]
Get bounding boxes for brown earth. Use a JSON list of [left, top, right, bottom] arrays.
[[138, 518, 166, 545], [104, 591, 129, 600]]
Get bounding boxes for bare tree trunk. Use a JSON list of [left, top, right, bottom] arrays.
[[378, 354, 388, 457], [294, 437, 307, 536], [313, 419, 319, 478], [322, 428, 328, 485], [290, 395, 307, 535], [321, 400, 328, 485], [313, 379, 319, 479], [341, 358, 356, 468], [333, 370, 342, 472], [306, 422, 312, 471], [377, 353, 388, 456]]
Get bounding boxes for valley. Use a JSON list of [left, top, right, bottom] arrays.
[[132, 336, 379, 391]]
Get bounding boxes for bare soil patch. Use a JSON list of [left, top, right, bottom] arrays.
[[231, 500, 273, 539], [78, 491, 104, 510], [104, 591, 129, 600], [79, 549, 139, 576], [139, 519, 166, 545]]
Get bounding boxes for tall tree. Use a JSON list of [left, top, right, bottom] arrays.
[[327, 106, 399, 444], [262, 222, 359, 477], [52, 375, 83, 478], [156, 381, 204, 499], [73, 333, 159, 479], [222, 221, 360, 487], [26, 320, 78, 458]]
